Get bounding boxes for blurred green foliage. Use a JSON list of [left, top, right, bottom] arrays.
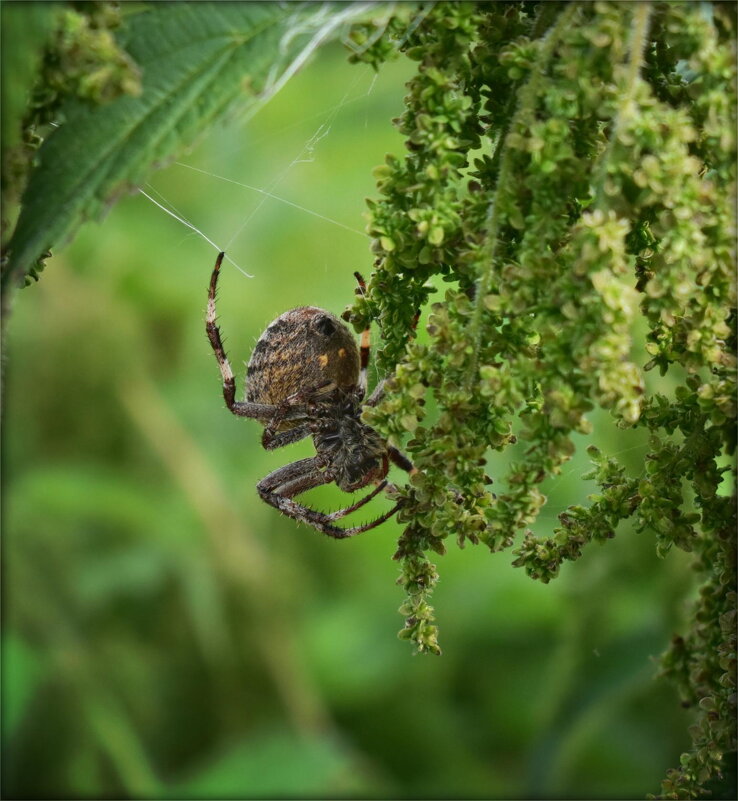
[[2, 4, 733, 800]]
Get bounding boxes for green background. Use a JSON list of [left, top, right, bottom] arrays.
[[4, 41, 696, 798]]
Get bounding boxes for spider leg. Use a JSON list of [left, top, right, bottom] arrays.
[[206, 252, 281, 422], [261, 422, 312, 450], [388, 445, 415, 474], [358, 324, 371, 397], [353, 271, 371, 397], [267, 474, 389, 522], [260, 381, 338, 450], [257, 458, 400, 539], [327, 480, 388, 521], [258, 457, 326, 493], [365, 379, 385, 407], [323, 503, 400, 538]]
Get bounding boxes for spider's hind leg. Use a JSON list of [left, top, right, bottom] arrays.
[[257, 458, 400, 539]]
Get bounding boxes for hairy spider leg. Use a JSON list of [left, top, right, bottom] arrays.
[[207, 252, 279, 421], [261, 423, 313, 450], [388, 446, 415, 473], [257, 457, 401, 539], [353, 271, 371, 396], [260, 381, 339, 450], [327, 480, 389, 520], [365, 379, 386, 407], [206, 252, 314, 451], [270, 470, 390, 522]]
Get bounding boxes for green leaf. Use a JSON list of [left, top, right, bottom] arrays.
[[2, 2, 369, 293], [172, 729, 373, 797]]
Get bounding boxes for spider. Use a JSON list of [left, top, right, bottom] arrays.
[[205, 252, 413, 538]]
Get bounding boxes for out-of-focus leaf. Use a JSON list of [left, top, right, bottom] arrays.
[[7, 466, 173, 538], [2, 1, 372, 292], [173, 729, 377, 797], [75, 546, 171, 604], [2, 635, 44, 737]]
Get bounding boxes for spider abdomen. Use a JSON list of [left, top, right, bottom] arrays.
[[246, 306, 360, 410]]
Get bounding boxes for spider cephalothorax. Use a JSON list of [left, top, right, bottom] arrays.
[[205, 252, 412, 537], [311, 390, 389, 492]]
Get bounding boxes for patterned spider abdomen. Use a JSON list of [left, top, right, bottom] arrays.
[[246, 306, 360, 408]]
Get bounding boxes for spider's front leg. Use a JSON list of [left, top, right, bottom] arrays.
[[257, 457, 400, 539], [206, 253, 325, 452], [206, 252, 281, 423], [260, 382, 338, 451]]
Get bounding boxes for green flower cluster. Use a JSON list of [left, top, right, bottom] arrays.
[[346, 2, 735, 794], [32, 2, 141, 123]]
